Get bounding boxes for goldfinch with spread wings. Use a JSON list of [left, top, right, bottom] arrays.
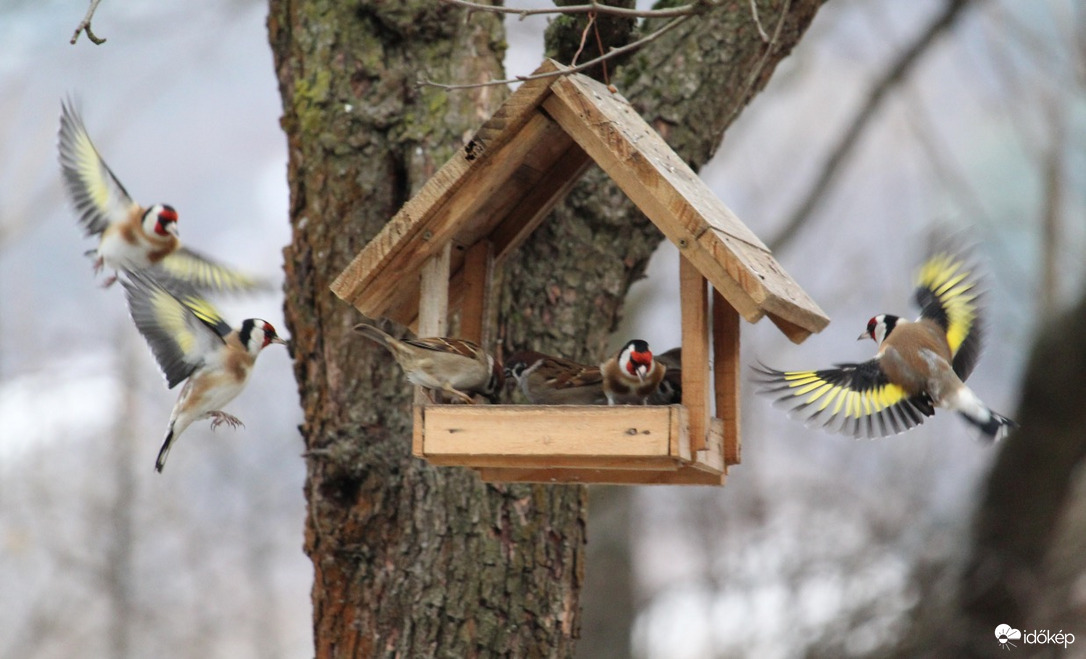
[[58, 99, 267, 292], [755, 248, 1016, 441], [122, 272, 286, 472]]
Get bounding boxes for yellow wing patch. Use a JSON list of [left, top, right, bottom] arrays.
[[150, 287, 200, 355], [158, 248, 269, 295], [754, 364, 933, 438], [916, 252, 978, 355]]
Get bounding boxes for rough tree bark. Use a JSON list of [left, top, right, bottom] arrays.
[[266, 0, 824, 655]]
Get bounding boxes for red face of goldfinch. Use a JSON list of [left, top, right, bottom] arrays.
[[621, 340, 655, 381]]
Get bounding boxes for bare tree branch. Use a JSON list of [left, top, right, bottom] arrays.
[[439, 0, 698, 20], [768, 0, 983, 254], [421, 14, 691, 90], [71, 0, 107, 45], [722, 0, 793, 127]]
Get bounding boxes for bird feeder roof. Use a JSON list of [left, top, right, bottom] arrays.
[[331, 59, 828, 342]]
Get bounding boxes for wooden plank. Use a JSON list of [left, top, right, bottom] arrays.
[[420, 405, 679, 460], [417, 242, 451, 337], [680, 255, 711, 453], [476, 465, 725, 486], [415, 244, 450, 404], [690, 418, 725, 475], [488, 141, 594, 263], [330, 61, 562, 315], [541, 69, 830, 337], [458, 240, 492, 346], [712, 291, 742, 465], [412, 405, 425, 457], [428, 454, 681, 470], [336, 109, 564, 320], [699, 227, 828, 340]]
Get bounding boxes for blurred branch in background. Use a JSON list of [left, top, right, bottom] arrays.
[[769, 0, 983, 254], [71, 0, 106, 45]]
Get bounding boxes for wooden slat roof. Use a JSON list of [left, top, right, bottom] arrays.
[[331, 59, 828, 343]]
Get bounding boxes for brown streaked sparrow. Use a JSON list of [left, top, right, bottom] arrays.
[[353, 322, 503, 404], [59, 99, 267, 292], [121, 271, 286, 472], [601, 339, 668, 405], [505, 350, 608, 405]]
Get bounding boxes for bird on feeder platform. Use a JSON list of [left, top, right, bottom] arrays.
[[353, 322, 503, 404], [504, 351, 608, 405], [58, 99, 267, 293], [601, 339, 668, 405], [121, 271, 287, 472], [648, 347, 683, 405], [754, 247, 1016, 441]]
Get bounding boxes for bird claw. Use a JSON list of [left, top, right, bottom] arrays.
[[208, 411, 244, 430], [99, 273, 118, 288]]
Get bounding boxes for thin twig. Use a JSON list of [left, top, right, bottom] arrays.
[[439, 0, 698, 20], [593, 12, 611, 86], [421, 14, 692, 91], [722, 0, 792, 127], [71, 0, 107, 45], [749, 0, 770, 42], [571, 12, 597, 67]]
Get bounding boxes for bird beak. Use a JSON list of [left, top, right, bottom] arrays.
[[857, 332, 869, 341], [272, 336, 288, 346], [635, 364, 649, 381]]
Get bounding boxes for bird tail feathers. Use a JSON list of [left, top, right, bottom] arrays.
[[958, 408, 1017, 441], [155, 426, 175, 473], [352, 322, 393, 350]]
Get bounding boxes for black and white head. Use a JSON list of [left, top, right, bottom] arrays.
[[618, 339, 655, 381], [239, 318, 287, 356], [858, 314, 899, 345], [142, 203, 179, 238]]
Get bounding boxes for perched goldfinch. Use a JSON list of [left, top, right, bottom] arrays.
[[601, 339, 667, 405], [58, 99, 267, 292], [121, 272, 286, 472], [353, 322, 503, 404], [755, 248, 1016, 441]]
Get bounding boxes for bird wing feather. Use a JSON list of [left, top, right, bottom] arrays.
[[753, 360, 935, 438], [122, 272, 232, 388], [153, 246, 271, 295], [914, 251, 983, 381], [58, 99, 137, 236]]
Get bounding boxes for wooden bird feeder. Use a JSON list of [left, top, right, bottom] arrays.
[[331, 60, 828, 486]]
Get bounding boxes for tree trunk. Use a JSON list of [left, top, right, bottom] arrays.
[[266, 0, 824, 655]]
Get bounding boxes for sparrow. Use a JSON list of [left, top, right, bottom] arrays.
[[601, 339, 668, 405], [58, 99, 266, 292], [121, 271, 286, 472], [504, 350, 608, 405], [353, 322, 503, 404], [754, 248, 1017, 441]]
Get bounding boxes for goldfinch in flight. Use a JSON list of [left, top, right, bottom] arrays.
[[122, 272, 286, 472], [755, 247, 1016, 441], [58, 99, 267, 292]]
